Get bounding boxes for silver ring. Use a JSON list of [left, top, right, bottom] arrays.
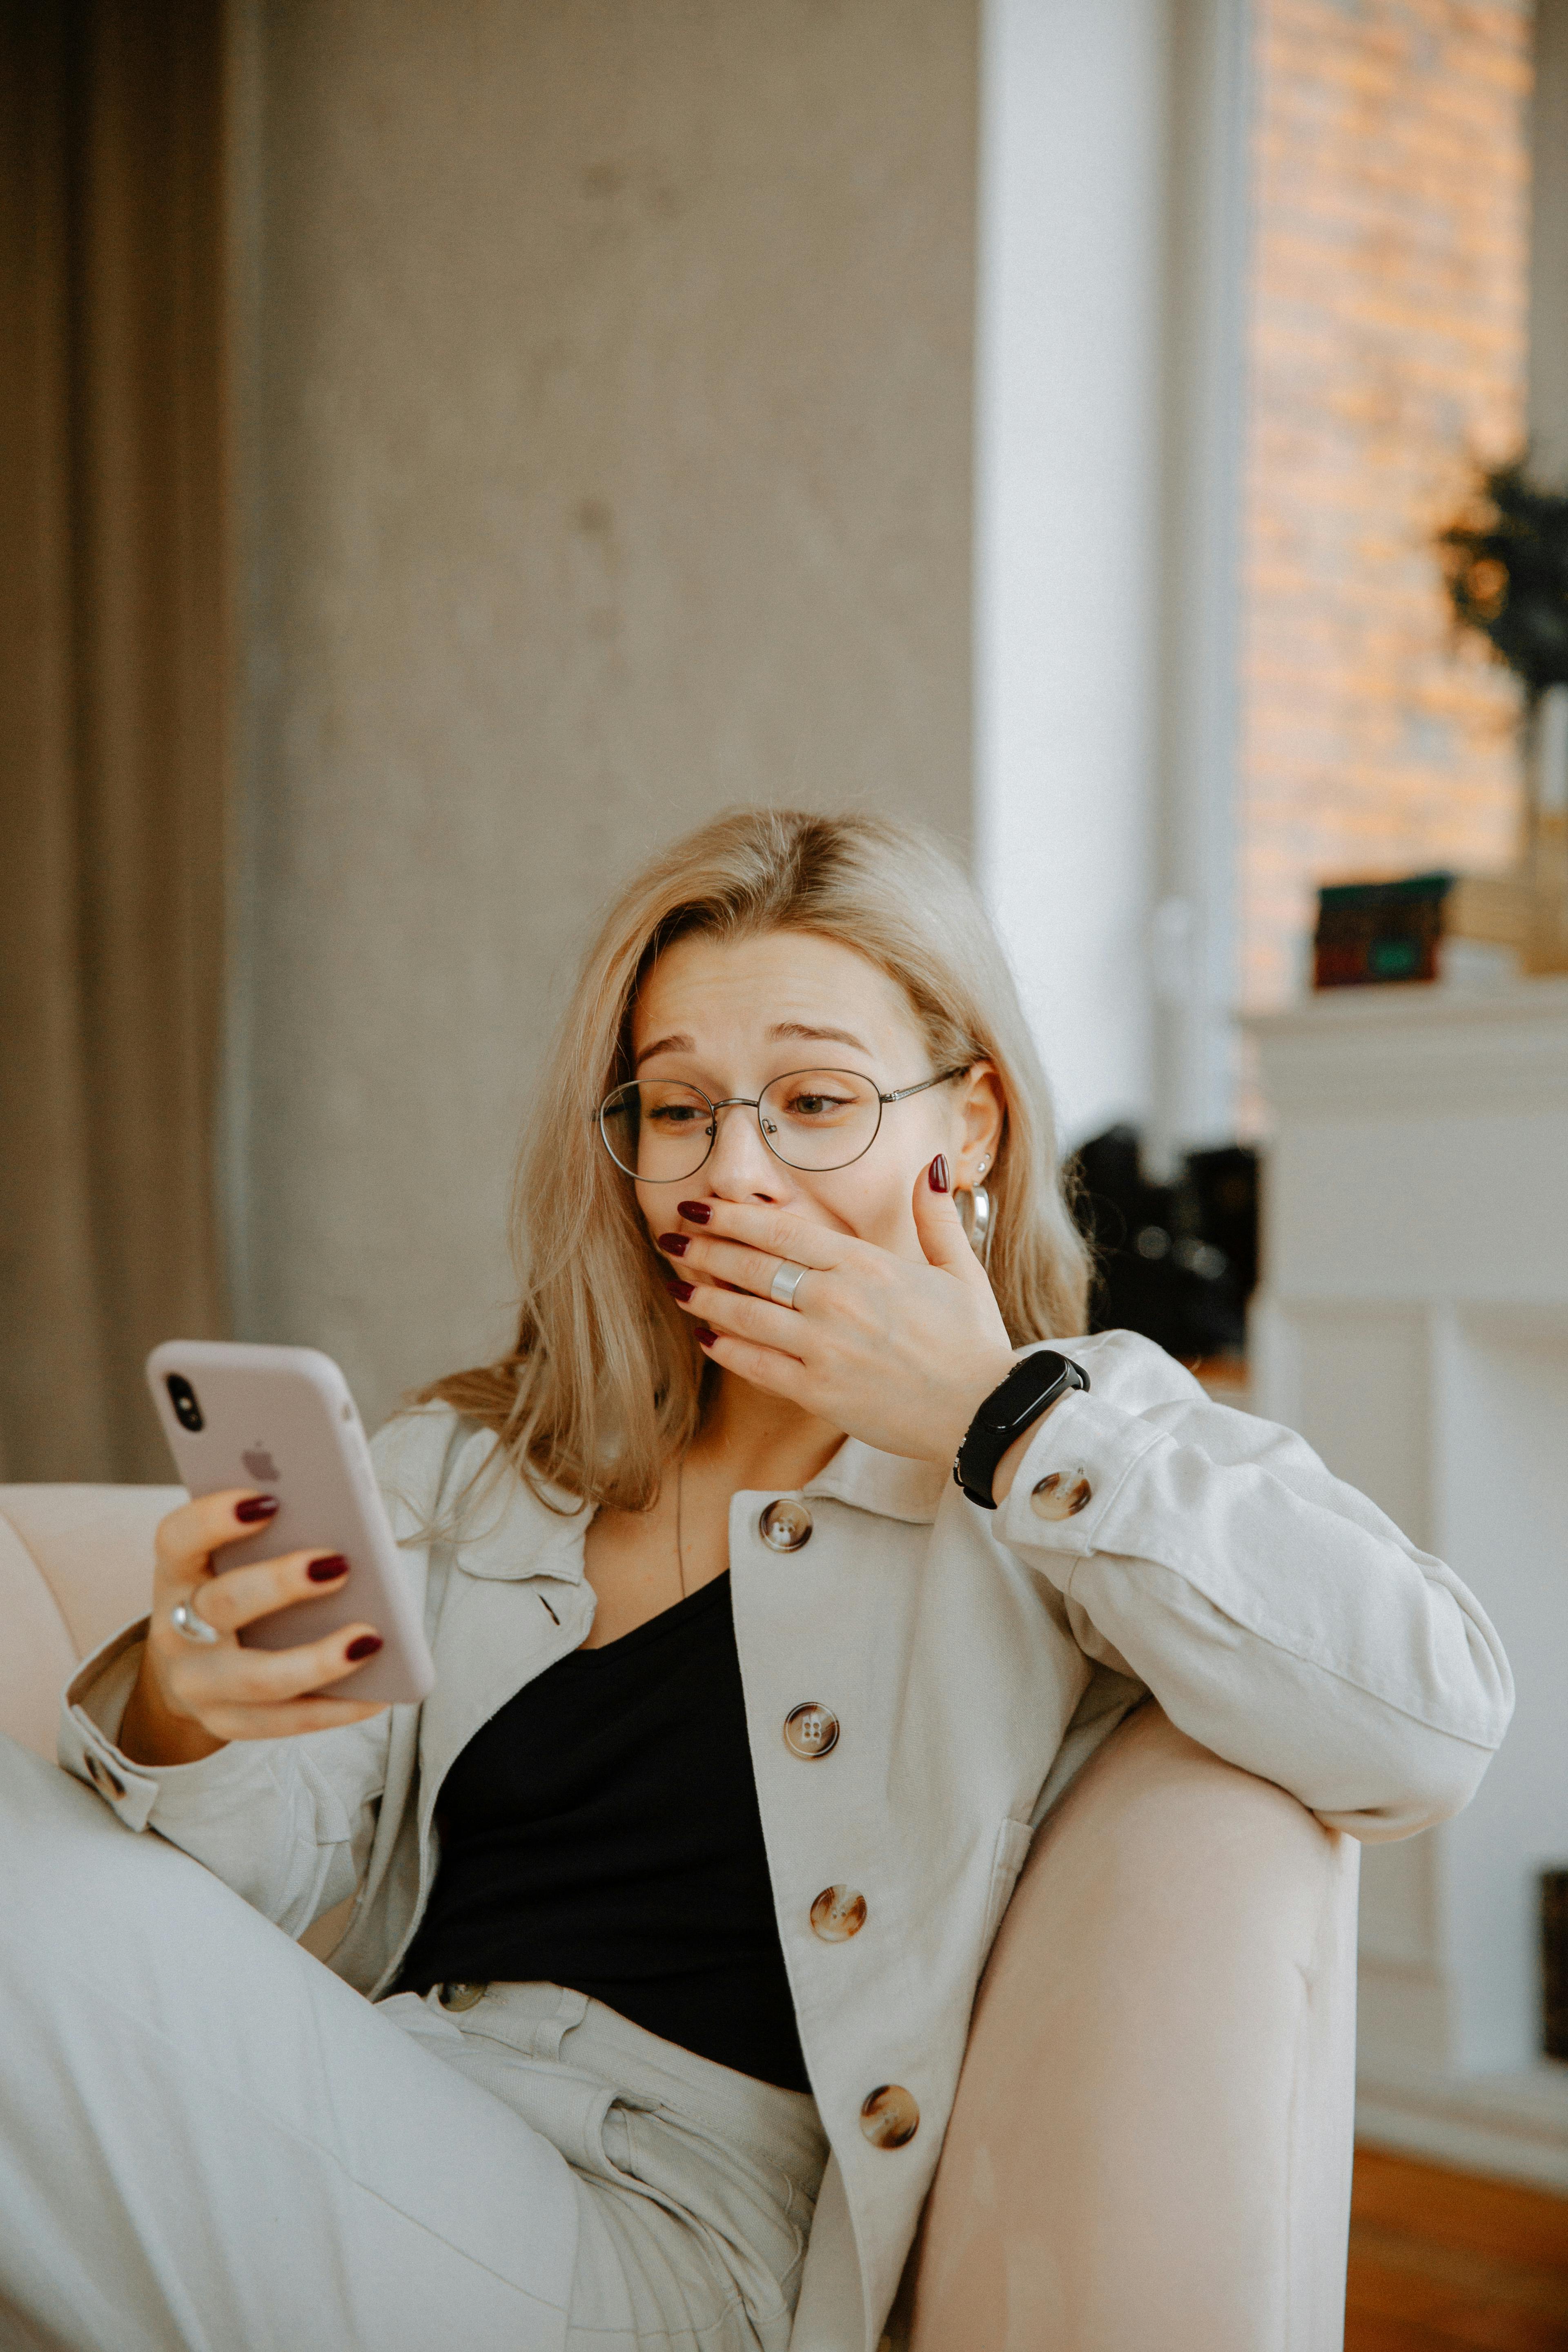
[[770, 1260, 810, 1310], [170, 1594, 221, 1647]]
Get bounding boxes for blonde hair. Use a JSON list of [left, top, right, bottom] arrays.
[[424, 807, 1089, 1511]]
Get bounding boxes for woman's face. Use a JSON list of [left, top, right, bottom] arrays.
[[625, 929, 1004, 1263]]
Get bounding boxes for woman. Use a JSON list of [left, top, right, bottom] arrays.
[[2, 808, 1511, 2352]]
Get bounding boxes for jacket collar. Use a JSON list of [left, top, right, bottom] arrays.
[[441, 1424, 945, 1581], [442, 1427, 590, 1584], [802, 1438, 947, 1526]]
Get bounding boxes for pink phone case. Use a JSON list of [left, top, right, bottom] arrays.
[[144, 1340, 434, 1706]]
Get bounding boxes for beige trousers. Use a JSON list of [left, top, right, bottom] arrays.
[[0, 1738, 826, 2352]]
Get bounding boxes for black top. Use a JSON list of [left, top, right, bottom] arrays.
[[396, 1573, 811, 2092]]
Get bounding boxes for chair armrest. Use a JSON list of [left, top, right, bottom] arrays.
[[0, 1484, 181, 1658], [0, 1514, 78, 1757], [0, 1484, 181, 1758], [906, 1702, 1359, 2352]]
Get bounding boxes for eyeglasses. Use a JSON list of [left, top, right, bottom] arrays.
[[597, 1065, 970, 1183]]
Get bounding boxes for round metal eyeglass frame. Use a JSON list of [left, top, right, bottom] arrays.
[[597, 1064, 972, 1182]]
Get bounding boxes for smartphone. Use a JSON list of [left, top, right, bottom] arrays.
[[145, 1340, 434, 1706]]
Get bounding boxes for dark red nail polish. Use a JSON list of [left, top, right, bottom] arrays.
[[695, 1325, 718, 1348], [677, 1200, 711, 1224], [308, 1554, 349, 1583], [345, 1634, 383, 1662], [657, 1233, 689, 1257], [666, 1279, 695, 1303], [236, 1495, 279, 1524], [928, 1154, 950, 1194]]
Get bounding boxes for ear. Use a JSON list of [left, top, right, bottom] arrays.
[[952, 1063, 1006, 1188]]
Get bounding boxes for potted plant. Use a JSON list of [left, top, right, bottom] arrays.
[[1438, 461, 1568, 971]]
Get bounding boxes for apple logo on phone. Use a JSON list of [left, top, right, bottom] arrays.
[[242, 1443, 281, 1481]]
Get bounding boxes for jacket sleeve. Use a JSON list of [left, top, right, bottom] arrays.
[[58, 1629, 394, 1937], [996, 1334, 1514, 1839], [54, 1407, 454, 1934]]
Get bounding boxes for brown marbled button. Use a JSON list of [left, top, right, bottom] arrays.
[[782, 1702, 839, 1760], [759, 1498, 813, 1552], [1029, 1466, 1092, 1521], [860, 2084, 919, 2149], [439, 1982, 488, 2011], [85, 1753, 125, 1801], [810, 1885, 867, 1942]]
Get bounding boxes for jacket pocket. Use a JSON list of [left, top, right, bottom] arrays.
[[980, 1815, 1035, 1953]]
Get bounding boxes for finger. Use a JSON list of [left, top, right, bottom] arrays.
[[674, 1199, 849, 1271], [693, 1322, 811, 1401], [174, 1622, 386, 1706], [912, 1156, 989, 1281], [200, 1696, 390, 1743], [186, 1550, 352, 1637], [154, 1489, 281, 1597], [679, 1281, 809, 1354], [657, 1229, 826, 1303]]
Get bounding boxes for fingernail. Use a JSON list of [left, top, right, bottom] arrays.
[[665, 1278, 695, 1303], [657, 1233, 689, 1257], [236, 1495, 279, 1524], [345, 1634, 383, 1662], [929, 1154, 950, 1194], [677, 1200, 711, 1224], [695, 1326, 718, 1348], [308, 1554, 349, 1583]]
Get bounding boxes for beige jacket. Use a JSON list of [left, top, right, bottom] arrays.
[[60, 1330, 1512, 2352]]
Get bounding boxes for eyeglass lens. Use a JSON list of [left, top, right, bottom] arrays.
[[599, 1071, 883, 1179]]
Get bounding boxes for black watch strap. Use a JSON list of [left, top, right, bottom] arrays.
[[953, 1351, 1089, 1510]]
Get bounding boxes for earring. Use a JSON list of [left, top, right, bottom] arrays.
[[957, 1183, 993, 1265]]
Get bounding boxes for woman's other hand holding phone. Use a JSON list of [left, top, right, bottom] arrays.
[[118, 1491, 391, 1766]]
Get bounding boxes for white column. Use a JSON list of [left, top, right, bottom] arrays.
[[974, 0, 1169, 1146], [975, 0, 1251, 1162], [1149, 0, 1253, 1169]]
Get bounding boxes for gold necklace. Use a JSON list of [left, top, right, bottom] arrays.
[[675, 1452, 687, 1600]]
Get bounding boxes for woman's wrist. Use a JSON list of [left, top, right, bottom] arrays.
[[989, 1401, 1063, 1506], [949, 1350, 1084, 1506], [118, 1650, 226, 1768], [931, 1348, 1022, 1472]]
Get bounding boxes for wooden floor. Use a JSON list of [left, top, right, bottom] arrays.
[[1348, 2148, 1568, 2350]]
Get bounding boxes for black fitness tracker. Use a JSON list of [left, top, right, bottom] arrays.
[[953, 1351, 1089, 1510]]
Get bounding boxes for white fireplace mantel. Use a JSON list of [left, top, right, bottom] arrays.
[[1248, 978, 1568, 2186]]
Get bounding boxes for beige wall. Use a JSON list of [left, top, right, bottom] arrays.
[[233, 0, 978, 1427]]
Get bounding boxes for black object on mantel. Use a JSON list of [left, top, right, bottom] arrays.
[[1543, 1870, 1568, 2061], [1314, 873, 1454, 988], [1067, 1125, 1258, 1364]]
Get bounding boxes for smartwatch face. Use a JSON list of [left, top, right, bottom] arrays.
[[999, 1354, 1071, 1427]]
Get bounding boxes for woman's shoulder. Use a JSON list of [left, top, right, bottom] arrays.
[[369, 1401, 586, 1560], [369, 1401, 501, 1533]]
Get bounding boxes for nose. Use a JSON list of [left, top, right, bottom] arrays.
[[704, 1099, 786, 1196]]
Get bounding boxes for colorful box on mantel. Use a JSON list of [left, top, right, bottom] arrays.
[[1313, 837, 1568, 989]]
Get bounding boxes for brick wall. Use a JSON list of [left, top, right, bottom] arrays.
[[1238, 0, 1533, 1014]]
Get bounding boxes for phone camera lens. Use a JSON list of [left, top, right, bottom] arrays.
[[165, 1374, 205, 1433]]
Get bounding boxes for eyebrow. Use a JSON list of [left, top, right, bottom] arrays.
[[767, 1020, 871, 1054], [633, 1032, 695, 1069], [633, 1020, 872, 1070]]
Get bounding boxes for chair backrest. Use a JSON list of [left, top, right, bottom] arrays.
[[0, 1485, 180, 1758]]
